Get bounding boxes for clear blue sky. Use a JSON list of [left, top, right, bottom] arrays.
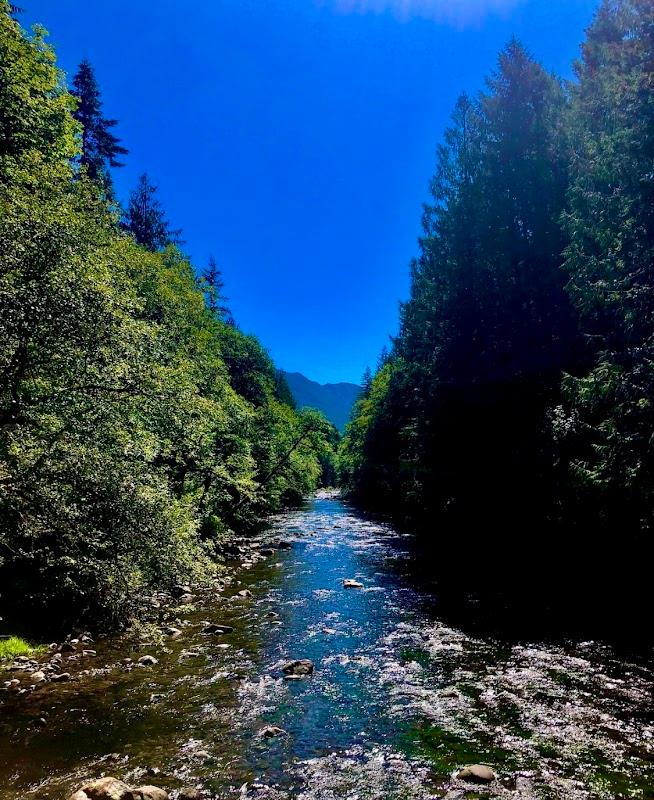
[[23, 0, 597, 384]]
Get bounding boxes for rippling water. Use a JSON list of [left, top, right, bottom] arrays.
[[0, 496, 652, 799]]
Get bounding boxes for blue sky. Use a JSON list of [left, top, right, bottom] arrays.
[[24, 0, 597, 384]]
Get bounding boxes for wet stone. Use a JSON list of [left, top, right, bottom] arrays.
[[260, 725, 287, 738], [282, 659, 314, 676]]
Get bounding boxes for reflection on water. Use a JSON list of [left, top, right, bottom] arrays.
[[0, 497, 652, 799]]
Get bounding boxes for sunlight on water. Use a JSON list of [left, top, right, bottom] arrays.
[[0, 497, 652, 799]]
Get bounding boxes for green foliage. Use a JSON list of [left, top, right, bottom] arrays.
[[0, 636, 37, 661], [0, 4, 334, 632], [553, 0, 654, 535]]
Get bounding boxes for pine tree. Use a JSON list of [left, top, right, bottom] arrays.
[[122, 173, 182, 251], [201, 254, 232, 323], [70, 59, 127, 195]]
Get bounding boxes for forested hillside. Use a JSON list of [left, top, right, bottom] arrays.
[[282, 371, 362, 432], [0, 3, 335, 632], [340, 0, 653, 596]]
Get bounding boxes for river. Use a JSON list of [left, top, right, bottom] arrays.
[[0, 495, 652, 799]]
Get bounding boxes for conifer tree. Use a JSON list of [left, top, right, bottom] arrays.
[[342, 41, 577, 525], [555, 0, 654, 535], [122, 173, 182, 251], [70, 59, 127, 195], [201, 254, 232, 323]]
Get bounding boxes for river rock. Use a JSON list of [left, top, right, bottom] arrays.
[[77, 777, 131, 800], [178, 789, 202, 800], [180, 650, 201, 659], [237, 589, 252, 598], [127, 786, 169, 800], [172, 584, 192, 598], [260, 725, 287, 738], [202, 623, 233, 635], [178, 594, 194, 604], [163, 627, 182, 638], [343, 579, 364, 589], [259, 548, 274, 556], [281, 659, 314, 676], [51, 672, 71, 682], [276, 540, 293, 550], [456, 764, 496, 784], [30, 670, 47, 684], [137, 655, 158, 667]]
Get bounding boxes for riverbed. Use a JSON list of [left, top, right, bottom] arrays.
[[0, 495, 652, 799]]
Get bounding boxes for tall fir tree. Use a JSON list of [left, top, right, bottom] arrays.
[[70, 59, 127, 196], [122, 173, 182, 251], [201, 254, 232, 323], [343, 41, 578, 530]]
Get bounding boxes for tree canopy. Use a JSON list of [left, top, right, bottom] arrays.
[[0, 2, 335, 632]]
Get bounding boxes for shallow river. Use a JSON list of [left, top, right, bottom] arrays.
[[0, 496, 652, 799]]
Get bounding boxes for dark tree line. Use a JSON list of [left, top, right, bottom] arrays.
[[340, 0, 653, 623]]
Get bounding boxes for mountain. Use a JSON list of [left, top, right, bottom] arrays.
[[282, 371, 362, 432]]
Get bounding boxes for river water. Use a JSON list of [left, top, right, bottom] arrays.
[[0, 496, 652, 799]]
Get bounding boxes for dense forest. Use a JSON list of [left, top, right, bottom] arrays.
[[340, 0, 653, 619], [0, 2, 337, 633]]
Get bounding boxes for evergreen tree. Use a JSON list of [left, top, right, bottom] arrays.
[[122, 173, 182, 251], [361, 366, 373, 395], [201, 254, 232, 323], [342, 41, 578, 529], [70, 59, 127, 195], [554, 0, 654, 537]]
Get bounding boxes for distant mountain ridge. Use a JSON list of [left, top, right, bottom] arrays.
[[282, 371, 362, 432]]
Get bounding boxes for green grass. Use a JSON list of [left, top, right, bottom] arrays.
[[0, 636, 38, 661]]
